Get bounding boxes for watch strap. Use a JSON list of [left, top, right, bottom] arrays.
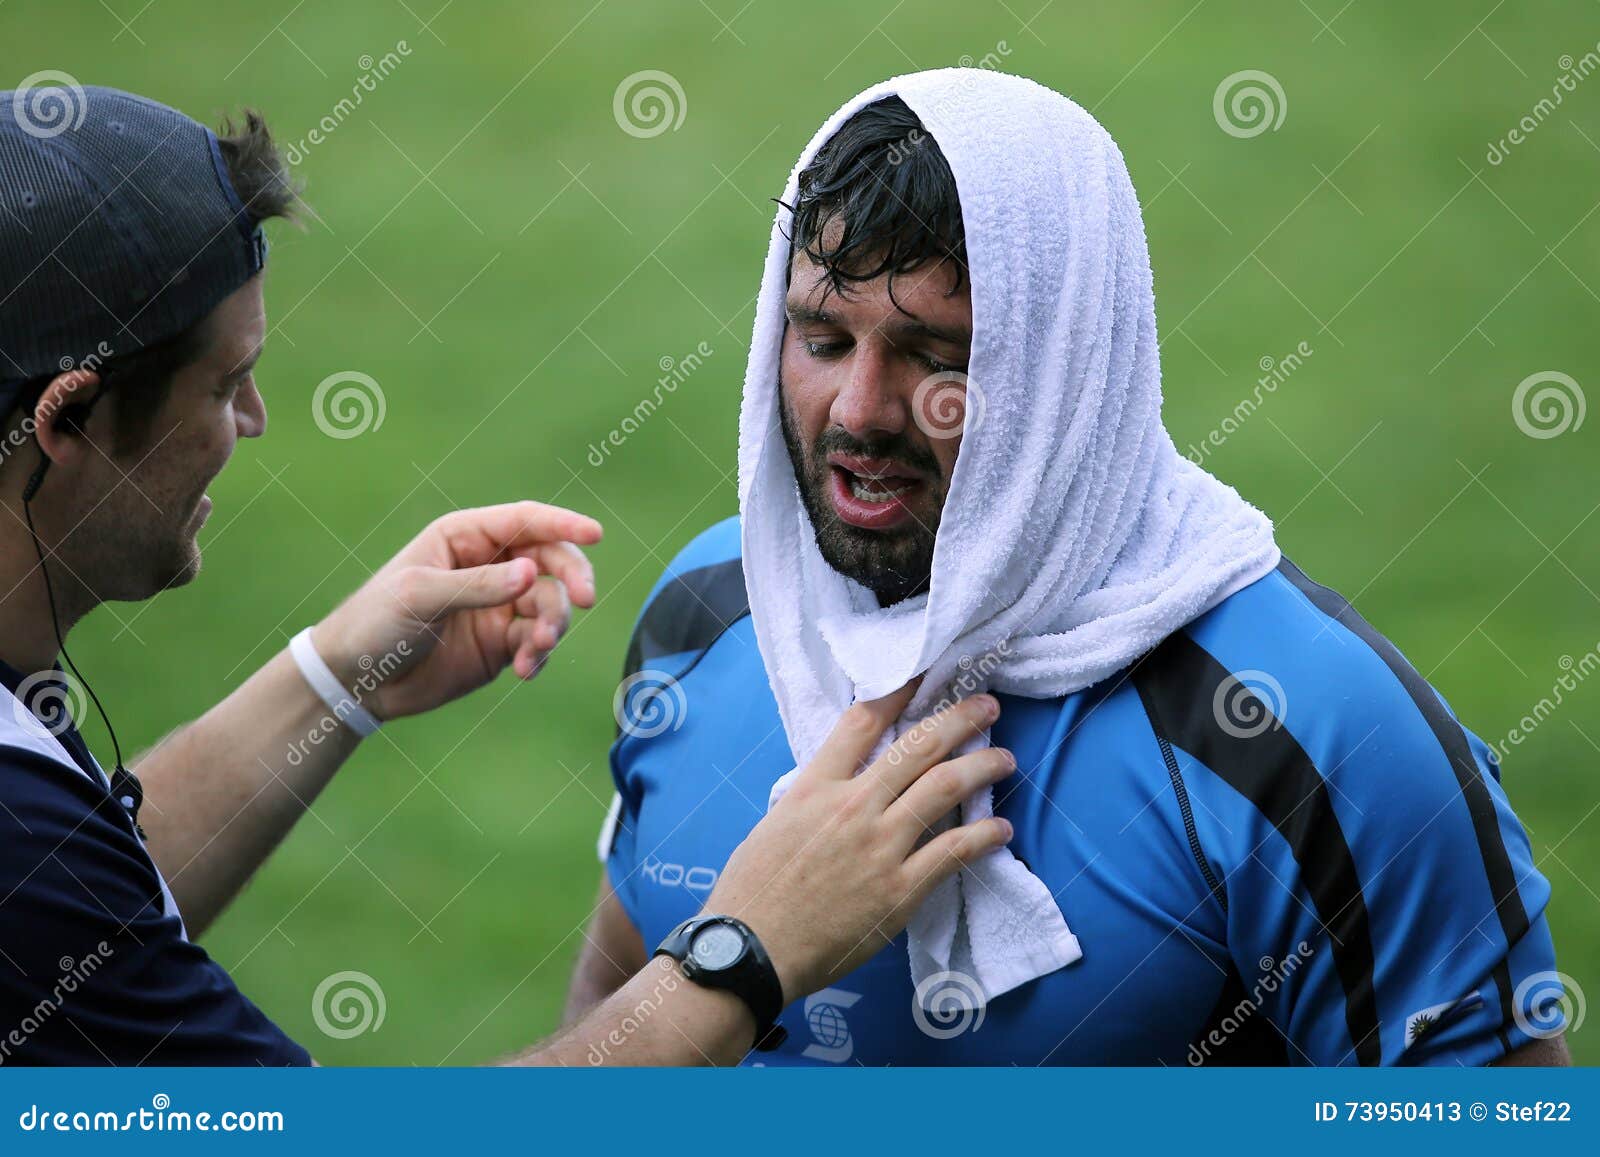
[[654, 915, 788, 1052]]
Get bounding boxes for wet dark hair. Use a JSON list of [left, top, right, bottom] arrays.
[[7, 109, 299, 453], [782, 96, 966, 309]]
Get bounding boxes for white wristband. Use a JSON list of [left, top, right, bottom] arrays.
[[289, 627, 382, 738]]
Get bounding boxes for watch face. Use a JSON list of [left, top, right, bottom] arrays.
[[689, 923, 745, 971]]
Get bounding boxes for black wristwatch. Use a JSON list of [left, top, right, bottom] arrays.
[[653, 915, 788, 1052]]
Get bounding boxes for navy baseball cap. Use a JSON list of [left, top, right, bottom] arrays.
[[0, 83, 268, 409]]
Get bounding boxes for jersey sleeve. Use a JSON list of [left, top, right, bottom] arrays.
[[0, 747, 312, 1066], [597, 516, 746, 920], [1222, 710, 1562, 1067], [599, 759, 642, 913]]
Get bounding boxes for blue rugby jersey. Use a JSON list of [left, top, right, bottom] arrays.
[[602, 516, 1564, 1066]]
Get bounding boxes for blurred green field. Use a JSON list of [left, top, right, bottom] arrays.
[[7, 0, 1598, 1064]]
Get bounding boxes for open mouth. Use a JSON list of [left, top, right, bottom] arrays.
[[841, 469, 916, 502], [825, 453, 927, 530]]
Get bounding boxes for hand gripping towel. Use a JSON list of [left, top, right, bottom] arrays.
[[742, 69, 1281, 1008]]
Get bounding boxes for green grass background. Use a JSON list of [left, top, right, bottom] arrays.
[[6, 0, 1597, 1064]]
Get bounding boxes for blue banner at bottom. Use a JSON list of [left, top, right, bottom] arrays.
[[1, 1067, 1594, 1153]]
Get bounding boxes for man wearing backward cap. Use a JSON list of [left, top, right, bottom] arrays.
[[574, 69, 1568, 1066], [0, 84, 1013, 1065]]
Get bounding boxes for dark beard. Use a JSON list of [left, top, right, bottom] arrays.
[[778, 398, 945, 607]]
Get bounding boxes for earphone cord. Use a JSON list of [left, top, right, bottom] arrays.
[[21, 490, 141, 833]]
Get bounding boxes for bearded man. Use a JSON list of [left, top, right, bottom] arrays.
[[571, 70, 1567, 1067]]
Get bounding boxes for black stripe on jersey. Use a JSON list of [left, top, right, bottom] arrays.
[[1133, 630, 1384, 1066], [622, 558, 750, 682], [1278, 557, 1528, 1052], [1183, 962, 1290, 1066]]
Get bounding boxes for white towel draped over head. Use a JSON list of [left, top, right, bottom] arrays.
[[739, 69, 1281, 1007]]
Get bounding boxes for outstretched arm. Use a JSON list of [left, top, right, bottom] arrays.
[[135, 500, 601, 935]]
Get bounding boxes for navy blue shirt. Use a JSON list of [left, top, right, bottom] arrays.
[[604, 517, 1565, 1066], [0, 659, 310, 1066]]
